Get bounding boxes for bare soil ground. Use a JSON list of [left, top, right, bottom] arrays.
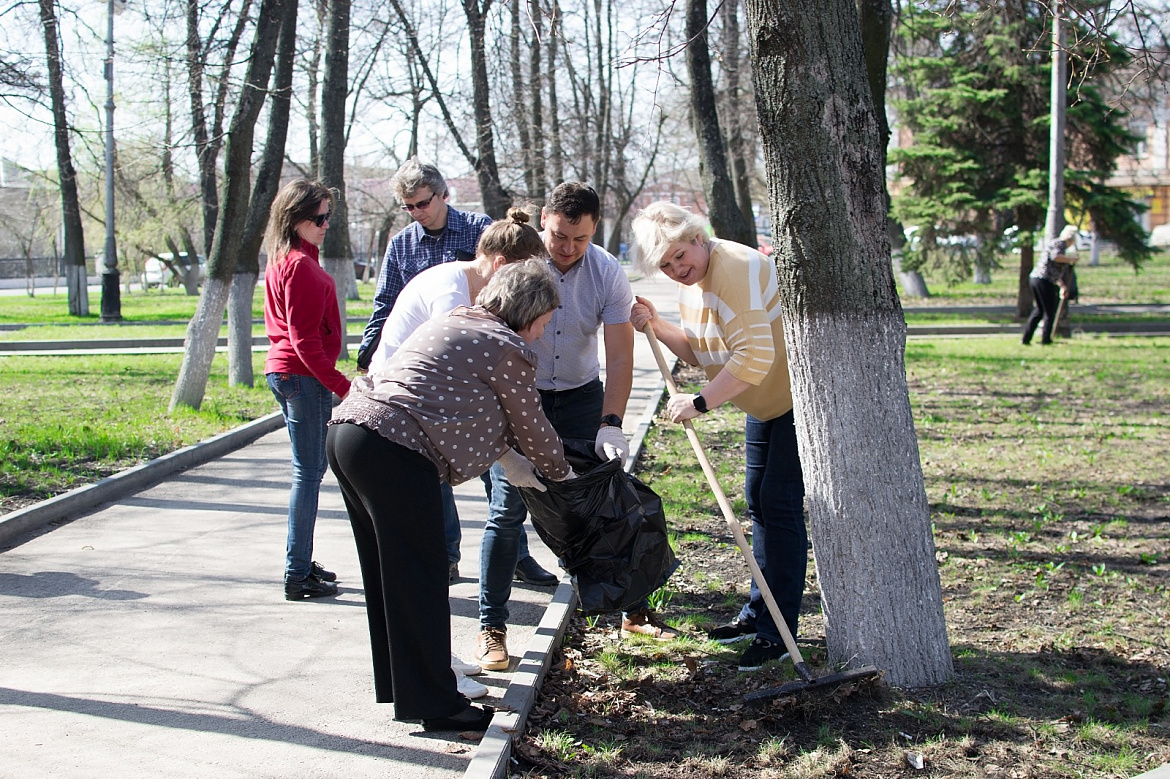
[[515, 362, 1170, 778]]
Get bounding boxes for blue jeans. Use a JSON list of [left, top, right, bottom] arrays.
[[441, 483, 460, 564], [268, 372, 334, 582], [479, 380, 603, 629], [739, 411, 807, 644]]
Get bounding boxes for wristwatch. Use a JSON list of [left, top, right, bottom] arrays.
[[692, 393, 710, 414], [600, 413, 622, 428]]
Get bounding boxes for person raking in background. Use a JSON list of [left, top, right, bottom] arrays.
[[1023, 224, 1080, 346]]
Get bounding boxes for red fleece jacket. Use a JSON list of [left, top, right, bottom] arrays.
[[263, 241, 350, 397]]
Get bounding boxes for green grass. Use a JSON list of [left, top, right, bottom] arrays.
[[897, 249, 1170, 305], [0, 281, 377, 326], [530, 332, 1170, 778], [0, 352, 278, 505]]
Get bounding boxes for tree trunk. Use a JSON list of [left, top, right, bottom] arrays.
[[307, 0, 324, 178], [720, 0, 755, 229], [1017, 241, 1035, 319], [40, 0, 88, 317], [229, 0, 298, 387], [529, 0, 546, 201], [320, 0, 353, 358], [186, 0, 217, 254], [511, 0, 534, 195], [171, 0, 284, 412], [744, 0, 952, 688], [686, 0, 755, 246], [187, 0, 253, 254], [858, 0, 929, 298], [463, 0, 511, 217], [547, 0, 565, 186]]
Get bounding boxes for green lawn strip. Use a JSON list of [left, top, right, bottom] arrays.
[[0, 282, 377, 326], [896, 251, 1170, 305], [0, 352, 278, 509], [904, 310, 1170, 326]]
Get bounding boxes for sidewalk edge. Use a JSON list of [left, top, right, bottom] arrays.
[[464, 580, 579, 779], [0, 411, 285, 548]]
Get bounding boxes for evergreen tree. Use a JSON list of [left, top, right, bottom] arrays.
[[890, 1, 1148, 285]]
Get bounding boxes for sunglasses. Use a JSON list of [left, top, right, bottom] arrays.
[[401, 192, 438, 212], [309, 210, 332, 228]]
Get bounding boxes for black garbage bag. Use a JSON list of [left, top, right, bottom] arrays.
[[518, 439, 679, 613]]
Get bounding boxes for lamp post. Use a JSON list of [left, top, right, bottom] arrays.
[[98, 0, 124, 322]]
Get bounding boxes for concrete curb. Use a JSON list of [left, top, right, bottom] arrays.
[[464, 580, 579, 779], [463, 361, 672, 779], [0, 411, 285, 548], [1133, 766, 1170, 779]]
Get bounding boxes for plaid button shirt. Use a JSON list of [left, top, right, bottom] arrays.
[[359, 206, 492, 355]]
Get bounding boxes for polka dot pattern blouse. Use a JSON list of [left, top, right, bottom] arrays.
[[331, 306, 571, 486]]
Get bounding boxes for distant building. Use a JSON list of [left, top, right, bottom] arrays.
[[1106, 102, 1170, 232]]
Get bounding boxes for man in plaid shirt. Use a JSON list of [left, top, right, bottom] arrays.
[[356, 158, 492, 370]]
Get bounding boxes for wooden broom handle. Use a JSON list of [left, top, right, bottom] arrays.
[[640, 324, 805, 666]]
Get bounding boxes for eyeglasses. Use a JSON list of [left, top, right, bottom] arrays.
[[309, 210, 332, 228], [401, 192, 438, 212]]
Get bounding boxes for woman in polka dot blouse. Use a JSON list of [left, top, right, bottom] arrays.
[[325, 259, 575, 732]]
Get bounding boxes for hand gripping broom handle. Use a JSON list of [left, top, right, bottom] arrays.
[[641, 325, 809, 676]]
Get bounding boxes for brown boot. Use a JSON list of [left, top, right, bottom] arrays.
[[474, 627, 510, 671], [621, 608, 680, 641]]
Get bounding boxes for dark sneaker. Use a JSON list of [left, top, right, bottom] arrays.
[[284, 575, 338, 601], [514, 556, 558, 586], [708, 616, 757, 644], [310, 561, 336, 582], [737, 637, 790, 671], [449, 562, 459, 585]]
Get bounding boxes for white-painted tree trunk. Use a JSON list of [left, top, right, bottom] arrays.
[[227, 272, 257, 387], [65, 264, 88, 316], [745, 0, 953, 687], [169, 277, 230, 412], [787, 311, 952, 685]]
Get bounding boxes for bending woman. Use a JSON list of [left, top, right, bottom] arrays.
[[326, 259, 574, 731], [629, 202, 807, 673], [263, 179, 350, 601]]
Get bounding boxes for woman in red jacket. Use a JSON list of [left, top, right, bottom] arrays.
[[263, 179, 351, 600]]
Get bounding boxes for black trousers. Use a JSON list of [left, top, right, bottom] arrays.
[[1023, 276, 1060, 345], [325, 422, 463, 720]]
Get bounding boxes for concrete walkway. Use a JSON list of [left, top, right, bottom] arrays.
[[0, 272, 681, 778]]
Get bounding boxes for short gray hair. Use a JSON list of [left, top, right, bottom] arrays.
[[476, 258, 559, 333], [630, 202, 709, 276], [391, 156, 448, 201]]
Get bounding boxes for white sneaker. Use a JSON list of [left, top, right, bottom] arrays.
[[451, 653, 482, 675], [454, 666, 488, 699]]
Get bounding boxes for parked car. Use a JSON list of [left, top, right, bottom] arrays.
[[1149, 224, 1170, 248], [143, 252, 206, 288]]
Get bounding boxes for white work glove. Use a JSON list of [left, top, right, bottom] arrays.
[[498, 448, 546, 492], [594, 425, 629, 466], [554, 467, 579, 482]]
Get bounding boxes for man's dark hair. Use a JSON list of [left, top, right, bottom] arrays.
[[545, 182, 601, 224]]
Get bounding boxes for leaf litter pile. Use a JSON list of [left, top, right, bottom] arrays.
[[516, 350, 1169, 778]]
